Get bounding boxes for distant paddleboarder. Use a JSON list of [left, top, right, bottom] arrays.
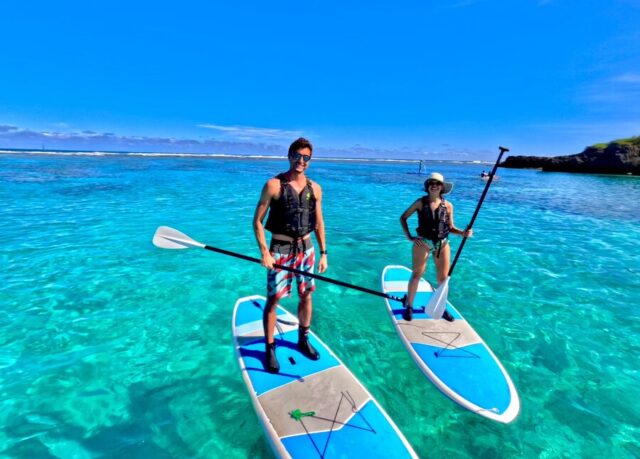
[[399, 172, 472, 321], [253, 138, 328, 373], [481, 170, 499, 181]]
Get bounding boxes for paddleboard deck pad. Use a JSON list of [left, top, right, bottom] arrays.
[[381, 265, 520, 423], [233, 295, 418, 458]]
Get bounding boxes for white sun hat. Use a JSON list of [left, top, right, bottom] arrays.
[[424, 172, 453, 194]]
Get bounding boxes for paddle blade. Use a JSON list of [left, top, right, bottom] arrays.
[[426, 277, 450, 319], [152, 226, 205, 250]]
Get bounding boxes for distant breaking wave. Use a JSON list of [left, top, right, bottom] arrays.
[[0, 149, 491, 164], [0, 149, 285, 159]]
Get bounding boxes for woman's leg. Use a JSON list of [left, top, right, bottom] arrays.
[[407, 242, 430, 308], [433, 243, 451, 285], [433, 243, 455, 321]]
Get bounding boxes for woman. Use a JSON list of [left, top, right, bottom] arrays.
[[399, 172, 472, 321]]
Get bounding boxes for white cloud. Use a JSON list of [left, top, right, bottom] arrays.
[[578, 71, 640, 108], [527, 120, 640, 137], [609, 72, 640, 84], [197, 123, 303, 140], [449, 0, 477, 7]]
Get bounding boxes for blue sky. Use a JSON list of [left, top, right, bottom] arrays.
[[1, 0, 639, 160]]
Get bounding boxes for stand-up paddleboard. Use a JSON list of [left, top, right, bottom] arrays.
[[381, 266, 520, 423], [233, 295, 418, 459]]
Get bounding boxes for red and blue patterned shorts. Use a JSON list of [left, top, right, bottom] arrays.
[[267, 238, 316, 301]]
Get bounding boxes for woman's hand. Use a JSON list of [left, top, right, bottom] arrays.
[[410, 236, 427, 248], [462, 228, 473, 238]]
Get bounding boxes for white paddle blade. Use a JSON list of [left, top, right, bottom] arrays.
[[152, 226, 205, 250], [426, 277, 450, 319]]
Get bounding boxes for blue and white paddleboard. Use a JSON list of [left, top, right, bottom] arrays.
[[381, 266, 520, 423], [233, 295, 418, 459]]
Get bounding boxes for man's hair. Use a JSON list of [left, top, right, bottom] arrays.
[[288, 137, 313, 156]]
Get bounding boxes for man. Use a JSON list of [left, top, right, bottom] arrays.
[[253, 138, 328, 373]]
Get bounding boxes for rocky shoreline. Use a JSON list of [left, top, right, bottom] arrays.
[[500, 138, 640, 175]]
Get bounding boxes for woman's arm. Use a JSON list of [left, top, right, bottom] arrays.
[[447, 202, 473, 237], [400, 199, 423, 241]]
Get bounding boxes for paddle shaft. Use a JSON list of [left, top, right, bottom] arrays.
[[203, 245, 405, 303], [448, 146, 509, 276]]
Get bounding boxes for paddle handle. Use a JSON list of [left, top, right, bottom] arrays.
[[204, 245, 404, 303], [448, 146, 508, 277]]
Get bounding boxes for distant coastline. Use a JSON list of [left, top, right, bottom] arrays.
[[500, 136, 639, 175], [0, 148, 494, 165]]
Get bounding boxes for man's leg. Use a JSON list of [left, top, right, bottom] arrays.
[[297, 290, 312, 329], [264, 250, 293, 374], [297, 291, 319, 360], [263, 296, 280, 373], [296, 240, 320, 360]]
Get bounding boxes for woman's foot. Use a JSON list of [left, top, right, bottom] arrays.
[[403, 306, 413, 321], [442, 309, 455, 322]]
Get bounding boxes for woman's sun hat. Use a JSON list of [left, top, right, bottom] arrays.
[[424, 172, 453, 194]]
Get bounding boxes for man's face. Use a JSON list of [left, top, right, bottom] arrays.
[[289, 147, 312, 172]]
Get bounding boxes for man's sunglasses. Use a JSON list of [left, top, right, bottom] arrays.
[[290, 152, 312, 163]]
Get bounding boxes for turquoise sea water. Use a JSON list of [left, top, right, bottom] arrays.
[[1, 152, 639, 458]]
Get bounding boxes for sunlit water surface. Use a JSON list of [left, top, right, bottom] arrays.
[[1, 153, 639, 458]]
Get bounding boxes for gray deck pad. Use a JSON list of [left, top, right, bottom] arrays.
[[398, 318, 483, 348], [259, 365, 370, 438]]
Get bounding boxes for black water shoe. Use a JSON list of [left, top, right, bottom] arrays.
[[403, 306, 413, 321], [442, 309, 455, 322], [265, 342, 280, 373], [298, 338, 320, 361]]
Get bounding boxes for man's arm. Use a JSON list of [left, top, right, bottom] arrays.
[[253, 179, 278, 268], [313, 182, 328, 273]]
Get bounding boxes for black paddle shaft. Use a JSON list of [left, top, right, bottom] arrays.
[[448, 146, 509, 277], [204, 245, 406, 304]]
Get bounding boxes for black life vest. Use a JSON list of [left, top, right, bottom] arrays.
[[416, 196, 450, 242], [265, 173, 317, 238]]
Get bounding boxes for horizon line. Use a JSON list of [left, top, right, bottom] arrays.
[[0, 147, 496, 164]]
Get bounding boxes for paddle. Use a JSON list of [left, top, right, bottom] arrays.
[[152, 226, 407, 305], [425, 146, 509, 319]]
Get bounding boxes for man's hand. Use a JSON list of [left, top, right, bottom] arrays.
[[318, 254, 328, 273], [261, 252, 276, 269]]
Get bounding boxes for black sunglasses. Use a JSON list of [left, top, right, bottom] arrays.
[[427, 180, 443, 186], [290, 152, 312, 163]]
